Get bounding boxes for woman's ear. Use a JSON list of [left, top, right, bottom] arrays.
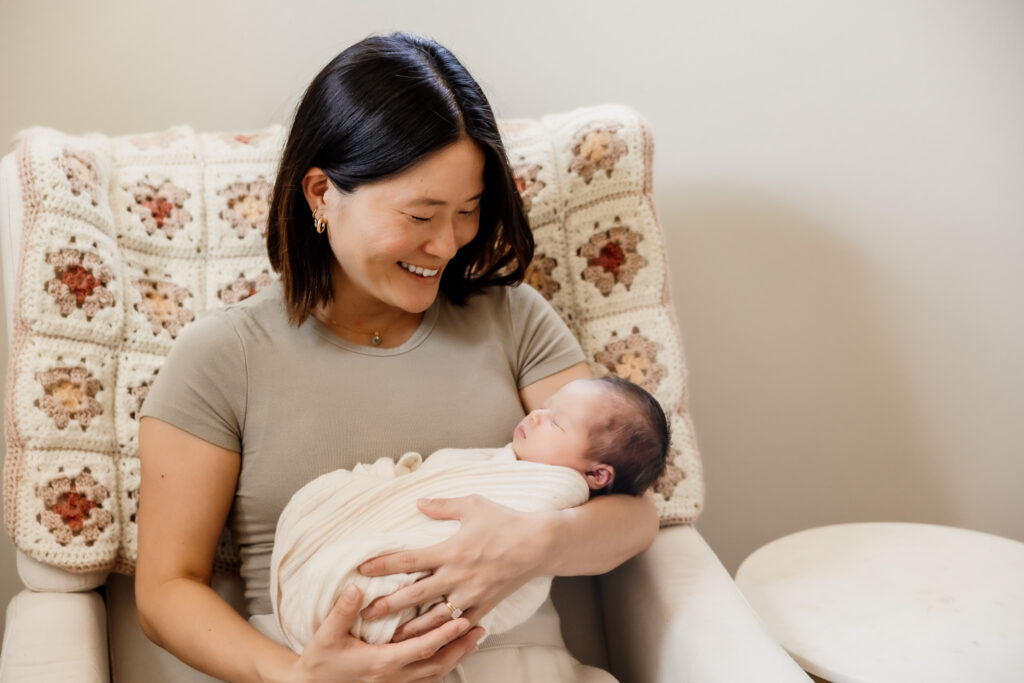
[[585, 464, 614, 491], [301, 167, 331, 213]]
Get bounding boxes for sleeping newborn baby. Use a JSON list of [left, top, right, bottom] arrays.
[[269, 376, 670, 652]]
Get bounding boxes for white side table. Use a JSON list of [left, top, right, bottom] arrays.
[[734, 523, 1024, 683]]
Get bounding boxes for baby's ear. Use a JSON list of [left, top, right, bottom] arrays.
[[586, 464, 614, 490]]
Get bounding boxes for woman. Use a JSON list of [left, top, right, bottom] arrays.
[[136, 32, 658, 682]]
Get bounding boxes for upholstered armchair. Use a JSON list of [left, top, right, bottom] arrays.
[[0, 106, 810, 682]]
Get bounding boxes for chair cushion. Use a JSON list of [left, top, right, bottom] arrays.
[[2, 105, 704, 576], [16, 548, 108, 591], [0, 589, 109, 682]]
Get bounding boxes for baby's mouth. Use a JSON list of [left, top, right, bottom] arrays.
[[398, 261, 440, 278]]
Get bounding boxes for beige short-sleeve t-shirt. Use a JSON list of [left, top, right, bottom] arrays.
[[140, 280, 584, 615]]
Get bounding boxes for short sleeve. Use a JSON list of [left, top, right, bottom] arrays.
[[508, 284, 585, 388], [138, 309, 247, 452]]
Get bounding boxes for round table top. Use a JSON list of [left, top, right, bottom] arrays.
[[734, 523, 1024, 683]]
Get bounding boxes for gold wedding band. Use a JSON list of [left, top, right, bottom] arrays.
[[443, 598, 463, 620]]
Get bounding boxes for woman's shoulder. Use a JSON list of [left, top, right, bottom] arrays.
[[454, 283, 548, 316], [219, 278, 287, 321], [173, 280, 288, 352], [442, 284, 568, 339], [438, 283, 545, 334], [207, 279, 291, 334]]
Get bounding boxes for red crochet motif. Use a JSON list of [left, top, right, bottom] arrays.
[[53, 491, 96, 531], [141, 197, 174, 227], [61, 266, 100, 303], [594, 241, 625, 275]]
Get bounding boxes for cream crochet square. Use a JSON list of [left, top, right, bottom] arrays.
[[19, 129, 114, 231], [111, 126, 198, 165], [206, 256, 277, 310], [505, 138, 561, 230], [120, 251, 204, 353], [197, 127, 285, 164], [114, 350, 165, 457], [563, 200, 664, 318], [12, 337, 119, 453], [20, 213, 124, 345], [525, 222, 576, 330], [14, 450, 120, 570], [205, 164, 278, 257], [110, 164, 204, 256]]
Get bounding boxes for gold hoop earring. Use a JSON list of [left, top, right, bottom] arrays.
[[313, 213, 327, 234]]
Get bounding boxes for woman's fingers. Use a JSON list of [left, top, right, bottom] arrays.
[[360, 544, 439, 577], [298, 588, 478, 682], [397, 624, 485, 681], [392, 603, 456, 642], [309, 584, 363, 648], [383, 618, 474, 667], [414, 496, 475, 521], [361, 574, 449, 621]]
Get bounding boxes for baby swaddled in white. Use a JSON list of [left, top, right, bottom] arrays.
[[270, 444, 589, 652], [271, 377, 672, 655]]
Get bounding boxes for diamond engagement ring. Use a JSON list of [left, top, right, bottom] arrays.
[[443, 598, 463, 619]]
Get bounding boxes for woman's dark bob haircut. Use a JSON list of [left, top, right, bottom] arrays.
[[267, 32, 534, 325]]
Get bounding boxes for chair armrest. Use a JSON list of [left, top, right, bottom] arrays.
[[599, 525, 811, 683], [0, 590, 109, 683]]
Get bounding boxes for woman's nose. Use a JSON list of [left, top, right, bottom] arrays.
[[425, 221, 458, 259]]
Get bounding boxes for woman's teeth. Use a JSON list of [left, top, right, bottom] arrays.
[[399, 262, 439, 277]]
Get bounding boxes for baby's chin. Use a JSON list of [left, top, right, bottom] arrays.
[[510, 443, 543, 464]]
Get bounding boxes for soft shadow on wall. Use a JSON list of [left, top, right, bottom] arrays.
[[662, 188, 953, 574]]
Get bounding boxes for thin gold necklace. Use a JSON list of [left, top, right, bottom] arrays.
[[318, 309, 408, 347]]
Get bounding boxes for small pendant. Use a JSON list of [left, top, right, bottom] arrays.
[[371, 332, 382, 346]]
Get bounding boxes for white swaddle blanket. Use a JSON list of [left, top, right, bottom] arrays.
[[270, 444, 590, 652]]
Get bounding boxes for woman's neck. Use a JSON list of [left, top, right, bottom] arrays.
[[314, 295, 424, 348]]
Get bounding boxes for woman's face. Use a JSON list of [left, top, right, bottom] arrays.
[[318, 136, 486, 315]]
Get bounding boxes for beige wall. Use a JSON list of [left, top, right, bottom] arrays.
[[1, 0, 1022, 636]]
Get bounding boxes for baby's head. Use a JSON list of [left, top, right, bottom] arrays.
[[511, 376, 670, 496]]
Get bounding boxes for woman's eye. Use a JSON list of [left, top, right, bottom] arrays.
[[409, 215, 430, 223], [459, 206, 480, 216]]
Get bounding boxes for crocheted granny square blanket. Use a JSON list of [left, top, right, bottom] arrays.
[[3, 104, 704, 574]]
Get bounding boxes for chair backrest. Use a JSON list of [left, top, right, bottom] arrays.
[[1, 105, 704, 585]]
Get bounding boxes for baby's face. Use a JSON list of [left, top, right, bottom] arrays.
[[512, 379, 610, 474]]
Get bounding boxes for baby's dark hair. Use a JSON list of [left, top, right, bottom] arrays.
[[588, 376, 671, 496]]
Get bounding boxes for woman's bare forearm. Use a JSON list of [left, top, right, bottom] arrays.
[[137, 419, 296, 682], [137, 576, 297, 683], [538, 492, 659, 577]]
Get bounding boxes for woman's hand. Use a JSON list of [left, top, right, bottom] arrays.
[[357, 495, 555, 642], [289, 584, 485, 683]]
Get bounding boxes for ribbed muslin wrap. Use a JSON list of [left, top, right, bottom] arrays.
[[269, 445, 590, 652]]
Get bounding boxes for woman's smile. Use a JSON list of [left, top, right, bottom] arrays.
[[398, 261, 441, 278]]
